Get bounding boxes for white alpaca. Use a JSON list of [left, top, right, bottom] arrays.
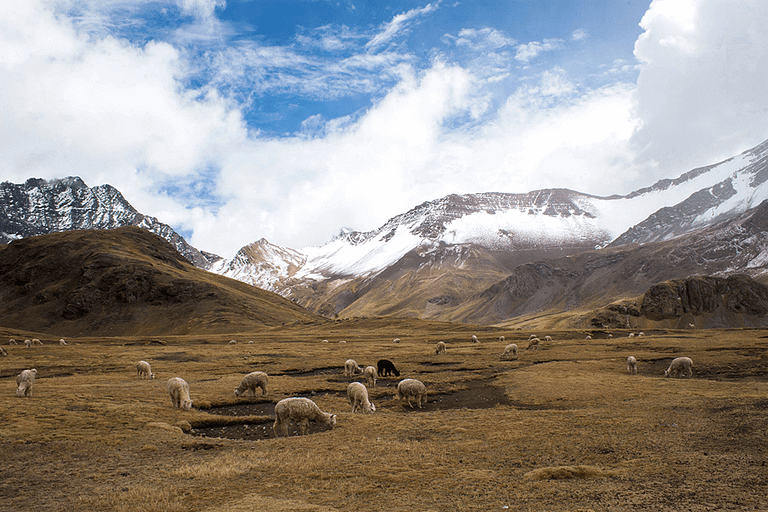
[[500, 343, 518, 360], [167, 377, 193, 410], [59, 339, 67, 346], [136, 360, 155, 379], [664, 357, 693, 379], [273, 397, 337, 437], [435, 341, 447, 355], [347, 382, 376, 413], [344, 359, 363, 377], [234, 371, 269, 396], [526, 337, 540, 350], [626, 356, 638, 375], [471, 335, 479, 343], [397, 379, 428, 409], [16, 369, 37, 397], [362, 366, 377, 387]]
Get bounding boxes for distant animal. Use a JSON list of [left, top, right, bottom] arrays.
[[9, 339, 17, 345], [377, 359, 400, 377], [347, 382, 375, 413], [529, 334, 537, 340], [273, 397, 336, 437], [585, 335, 593, 340], [234, 371, 269, 397], [471, 335, 479, 343], [228, 339, 237, 345], [526, 337, 540, 350], [136, 360, 155, 379], [664, 357, 693, 379], [397, 379, 428, 409], [322, 339, 329, 343], [344, 359, 363, 377], [167, 377, 193, 410], [607, 334, 613, 338], [339, 340, 347, 344], [544, 336, 552, 342], [32, 338, 43, 346], [362, 366, 377, 387], [629, 333, 635, 337], [24, 339, 31, 349], [435, 341, 447, 355], [59, 338, 67, 346], [16, 369, 37, 397], [393, 338, 401, 343], [626, 356, 638, 375], [0, 346, 7, 357], [499, 335, 505, 342], [500, 343, 518, 360]]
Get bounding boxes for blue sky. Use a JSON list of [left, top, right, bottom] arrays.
[[1, 0, 767, 257]]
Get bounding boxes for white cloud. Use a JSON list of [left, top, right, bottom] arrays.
[[3, 0, 768, 261], [366, 2, 440, 51], [175, 0, 225, 20], [514, 38, 563, 64], [455, 28, 515, 50], [631, 0, 768, 175], [571, 28, 589, 41]]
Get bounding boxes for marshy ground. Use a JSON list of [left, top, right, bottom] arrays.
[[1, 325, 767, 511]]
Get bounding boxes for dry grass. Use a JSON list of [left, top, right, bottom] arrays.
[[1, 324, 767, 511]]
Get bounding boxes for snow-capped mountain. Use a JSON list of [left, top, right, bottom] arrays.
[[610, 138, 768, 246], [211, 238, 307, 290], [0, 177, 220, 269], [214, 137, 768, 320], [218, 137, 768, 292]]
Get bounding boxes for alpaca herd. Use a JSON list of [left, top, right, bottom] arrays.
[[8, 331, 695, 440]]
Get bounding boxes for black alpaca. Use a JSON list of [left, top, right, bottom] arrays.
[[377, 359, 400, 377]]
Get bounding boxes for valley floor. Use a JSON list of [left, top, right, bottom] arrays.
[[1, 325, 767, 511]]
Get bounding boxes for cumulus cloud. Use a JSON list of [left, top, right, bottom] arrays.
[[631, 0, 768, 175]]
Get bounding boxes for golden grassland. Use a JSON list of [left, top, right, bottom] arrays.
[[1, 323, 767, 511]]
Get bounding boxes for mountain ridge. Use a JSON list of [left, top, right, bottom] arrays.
[[0, 176, 220, 270]]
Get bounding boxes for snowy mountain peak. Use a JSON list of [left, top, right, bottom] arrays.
[[0, 176, 219, 269]]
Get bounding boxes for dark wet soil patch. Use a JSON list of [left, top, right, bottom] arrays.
[[276, 366, 342, 376], [397, 378, 510, 412], [154, 352, 200, 362], [191, 397, 337, 440], [191, 377, 515, 439]]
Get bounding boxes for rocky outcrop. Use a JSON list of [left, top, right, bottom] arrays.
[[640, 275, 768, 320]]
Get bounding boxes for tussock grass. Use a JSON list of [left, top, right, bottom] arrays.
[[2, 325, 768, 511]]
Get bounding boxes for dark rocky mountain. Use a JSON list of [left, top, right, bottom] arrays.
[[0, 177, 220, 269], [0, 227, 325, 336]]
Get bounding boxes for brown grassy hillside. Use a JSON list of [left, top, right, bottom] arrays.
[[1, 323, 766, 511], [0, 227, 326, 336]]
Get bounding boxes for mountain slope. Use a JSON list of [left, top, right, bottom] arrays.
[[216, 137, 768, 324], [0, 177, 220, 269], [449, 198, 768, 327], [0, 227, 325, 336]]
